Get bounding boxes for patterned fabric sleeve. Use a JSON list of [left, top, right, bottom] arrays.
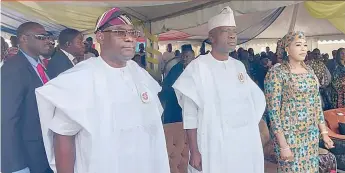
[[315, 90, 325, 124], [332, 75, 343, 92], [323, 66, 332, 87], [331, 73, 345, 108], [320, 64, 331, 88], [264, 67, 283, 134]]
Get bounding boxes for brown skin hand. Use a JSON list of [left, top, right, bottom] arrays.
[[186, 129, 202, 171]]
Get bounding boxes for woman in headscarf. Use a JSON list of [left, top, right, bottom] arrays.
[[274, 39, 284, 66], [306, 48, 332, 109], [264, 31, 334, 172], [331, 47, 345, 108]]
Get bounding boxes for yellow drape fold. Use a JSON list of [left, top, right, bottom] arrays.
[[304, 1, 345, 34], [3, 1, 167, 76], [2, 2, 109, 31]]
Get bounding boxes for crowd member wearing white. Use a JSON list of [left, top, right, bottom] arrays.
[[35, 7, 170, 173], [163, 43, 175, 62], [173, 6, 266, 173]]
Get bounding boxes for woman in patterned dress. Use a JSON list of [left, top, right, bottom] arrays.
[[331, 47, 345, 108], [264, 31, 335, 173]]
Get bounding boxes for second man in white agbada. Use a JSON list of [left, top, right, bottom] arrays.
[[173, 6, 266, 173]]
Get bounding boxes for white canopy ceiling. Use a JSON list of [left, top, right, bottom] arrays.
[[149, 1, 301, 34], [3, 1, 343, 41], [256, 2, 343, 39], [177, 7, 280, 40], [40, 0, 299, 34], [2, 1, 298, 35], [165, 2, 344, 41]]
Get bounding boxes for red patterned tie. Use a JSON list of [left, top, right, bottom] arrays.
[[37, 63, 48, 84]]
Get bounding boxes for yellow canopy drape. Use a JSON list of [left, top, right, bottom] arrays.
[[2, 1, 164, 76], [2, 1, 110, 32], [304, 1, 345, 34]]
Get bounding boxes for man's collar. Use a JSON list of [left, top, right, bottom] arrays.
[[60, 49, 76, 64], [20, 49, 41, 67], [20, 49, 39, 61]]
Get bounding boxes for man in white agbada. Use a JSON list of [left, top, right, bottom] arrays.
[[35, 8, 170, 173], [173, 6, 266, 173]]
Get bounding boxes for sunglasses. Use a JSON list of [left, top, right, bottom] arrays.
[[26, 34, 52, 41], [102, 29, 141, 38]]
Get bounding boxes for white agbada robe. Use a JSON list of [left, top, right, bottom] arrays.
[[173, 54, 266, 173], [35, 57, 170, 173]]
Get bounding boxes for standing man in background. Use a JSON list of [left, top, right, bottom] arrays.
[[46, 28, 84, 79], [85, 37, 99, 57], [7, 36, 19, 57], [1, 22, 53, 173], [10, 36, 19, 48], [160, 44, 195, 123], [138, 43, 146, 68], [163, 43, 174, 63]]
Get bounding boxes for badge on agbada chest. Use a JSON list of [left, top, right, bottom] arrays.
[[238, 72, 245, 83], [141, 92, 150, 103]]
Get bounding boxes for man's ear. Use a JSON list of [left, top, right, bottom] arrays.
[[208, 30, 216, 45], [20, 35, 27, 45], [95, 32, 104, 45]]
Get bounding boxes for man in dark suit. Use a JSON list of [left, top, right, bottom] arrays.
[[47, 28, 84, 79], [1, 22, 53, 173], [40, 32, 56, 68], [159, 45, 195, 124]]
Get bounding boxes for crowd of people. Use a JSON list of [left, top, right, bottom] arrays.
[[131, 34, 344, 114], [224, 45, 345, 111], [1, 4, 344, 173], [1, 33, 99, 68], [157, 41, 344, 113]]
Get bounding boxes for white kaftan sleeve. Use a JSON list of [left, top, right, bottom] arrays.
[[35, 59, 96, 172], [49, 108, 82, 136], [181, 95, 198, 129], [173, 60, 203, 108]]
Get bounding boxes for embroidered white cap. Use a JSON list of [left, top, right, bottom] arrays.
[[208, 6, 236, 32]]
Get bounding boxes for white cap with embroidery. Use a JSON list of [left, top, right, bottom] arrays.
[[207, 6, 236, 32]]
